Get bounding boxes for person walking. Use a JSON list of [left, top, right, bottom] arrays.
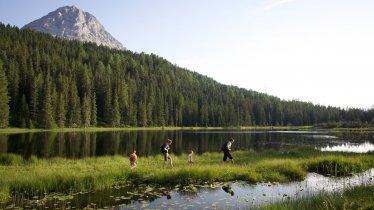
[[160, 139, 174, 168], [221, 138, 235, 164], [187, 150, 194, 164], [129, 150, 138, 169]]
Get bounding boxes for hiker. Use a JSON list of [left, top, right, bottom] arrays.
[[221, 138, 235, 164], [187, 150, 194, 164], [129, 150, 138, 169], [160, 139, 173, 167]]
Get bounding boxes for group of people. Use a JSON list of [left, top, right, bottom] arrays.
[[128, 138, 235, 168]]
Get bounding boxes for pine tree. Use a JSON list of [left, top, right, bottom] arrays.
[[7, 59, 20, 126], [19, 94, 29, 128], [112, 93, 120, 127], [68, 81, 81, 127], [103, 82, 113, 126], [82, 95, 91, 127], [0, 60, 10, 128], [29, 73, 41, 126], [38, 70, 55, 128], [91, 92, 97, 126], [56, 93, 66, 128]]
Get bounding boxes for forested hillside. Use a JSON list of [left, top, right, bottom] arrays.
[[0, 23, 373, 128]]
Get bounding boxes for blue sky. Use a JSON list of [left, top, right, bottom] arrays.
[[1, 0, 374, 109]]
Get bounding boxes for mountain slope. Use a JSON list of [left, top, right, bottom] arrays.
[[22, 6, 123, 50], [0, 24, 372, 128]]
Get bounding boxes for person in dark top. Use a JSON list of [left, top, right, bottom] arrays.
[[221, 138, 235, 164], [160, 139, 173, 168]]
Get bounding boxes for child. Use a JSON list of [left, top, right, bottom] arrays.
[[129, 150, 137, 169], [188, 150, 194, 164]]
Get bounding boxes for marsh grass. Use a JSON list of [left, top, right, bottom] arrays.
[[305, 155, 372, 176], [0, 149, 373, 201], [261, 185, 374, 210]]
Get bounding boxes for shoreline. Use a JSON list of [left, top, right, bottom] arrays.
[[1, 126, 373, 134], [0, 126, 313, 134]]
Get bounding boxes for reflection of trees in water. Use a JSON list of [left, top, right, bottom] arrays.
[[178, 189, 198, 198], [335, 132, 374, 142], [0, 134, 8, 154], [2, 130, 340, 158]]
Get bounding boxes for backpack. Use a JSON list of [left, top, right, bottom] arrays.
[[160, 144, 167, 153], [221, 141, 229, 151]]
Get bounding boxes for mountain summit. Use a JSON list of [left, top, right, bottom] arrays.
[[22, 6, 124, 50]]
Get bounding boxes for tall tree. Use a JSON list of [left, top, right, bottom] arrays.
[[91, 92, 97, 126], [68, 80, 81, 127], [112, 93, 120, 127], [0, 60, 10, 128], [56, 93, 66, 128], [103, 78, 113, 126], [38, 70, 55, 128], [82, 95, 91, 127]]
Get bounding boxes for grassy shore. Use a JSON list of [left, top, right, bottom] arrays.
[[0, 126, 314, 134], [262, 185, 374, 210], [1, 149, 373, 201]]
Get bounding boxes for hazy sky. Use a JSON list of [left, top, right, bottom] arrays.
[[1, 0, 373, 109]]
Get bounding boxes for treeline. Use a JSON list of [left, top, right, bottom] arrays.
[[0, 23, 373, 128]]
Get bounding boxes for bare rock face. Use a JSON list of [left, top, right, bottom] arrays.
[[22, 6, 124, 50]]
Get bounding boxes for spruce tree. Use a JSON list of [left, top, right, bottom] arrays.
[[91, 92, 97, 126], [103, 82, 113, 126], [68, 81, 81, 127], [82, 95, 91, 127], [0, 60, 10, 128], [56, 93, 66, 128], [112, 93, 120, 127], [39, 70, 55, 128]]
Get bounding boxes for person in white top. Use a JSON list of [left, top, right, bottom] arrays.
[[188, 150, 194, 164], [221, 138, 235, 164]]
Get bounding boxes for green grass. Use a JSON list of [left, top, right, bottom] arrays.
[[0, 149, 373, 202], [261, 185, 374, 210]]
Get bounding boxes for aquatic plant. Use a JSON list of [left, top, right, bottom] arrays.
[[261, 185, 374, 210]]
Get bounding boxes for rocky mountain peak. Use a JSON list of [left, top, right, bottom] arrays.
[[22, 6, 124, 50]]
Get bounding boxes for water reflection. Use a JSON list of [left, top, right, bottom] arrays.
[[318, 142, 374, 153], [1, 130, 373, 158], [3, 169, 373, 209], [222, 185, 235, 196]]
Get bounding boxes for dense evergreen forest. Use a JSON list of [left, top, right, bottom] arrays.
[[0, 23, 373, 129]]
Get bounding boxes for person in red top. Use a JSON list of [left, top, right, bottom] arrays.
[[129, 150, 138, 169]]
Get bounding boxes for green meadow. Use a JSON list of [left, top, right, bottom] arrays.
[[1, 148, 373, 202]]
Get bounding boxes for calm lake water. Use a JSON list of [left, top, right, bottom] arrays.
[[1, 130, 374, 158]]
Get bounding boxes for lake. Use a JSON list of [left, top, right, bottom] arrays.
[[1, 129, 374, 209], [1, 129, 374, 158]]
